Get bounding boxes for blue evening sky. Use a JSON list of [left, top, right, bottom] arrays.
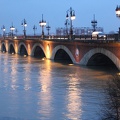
[[0, 0, 119, 35]]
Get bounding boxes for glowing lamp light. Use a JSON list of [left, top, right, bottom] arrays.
[[3, 28, 5, 31], [10, 27, 15, 31], [24, 55, 27, 57], [71, 13, 76, 20], [68, 64, 74, 66], [42, 57, 45, 60], [117, 72, 120, 76], [116, 11, 120, 17], [116, 6, 120, 17], [39, 21, 47, 26], [71, 16, 76, 20]]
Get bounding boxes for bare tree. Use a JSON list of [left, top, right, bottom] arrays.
[[101, 75, 120, 120]]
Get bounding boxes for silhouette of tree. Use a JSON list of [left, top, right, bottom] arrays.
[[101, 75, 120, 120]]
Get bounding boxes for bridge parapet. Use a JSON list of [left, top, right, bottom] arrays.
[[0, 33, 118, 41]]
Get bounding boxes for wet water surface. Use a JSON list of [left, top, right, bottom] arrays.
[[0, 53, 118, 120]]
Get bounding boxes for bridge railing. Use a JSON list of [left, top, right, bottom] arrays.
[[0, 34, 119, 41]]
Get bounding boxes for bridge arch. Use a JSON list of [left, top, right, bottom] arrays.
[[18, 42, 28, 56], [51, 45, 76, 63], [80, 48, 120, 70], [8, 43, 15, 54], [31, 43, 46, 58], [1, 42, 6, 52]]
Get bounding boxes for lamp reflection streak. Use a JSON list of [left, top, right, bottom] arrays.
[[66, 77, 82, 119], [37, 60, 53, 118], [23, 58, 32, 91], [9, 55, 22, 90], [11, 59, 18, 90]]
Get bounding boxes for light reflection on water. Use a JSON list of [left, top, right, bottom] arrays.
[[37, 60, 53, 119], [66, 76, 82, 120], [0, 53, 118, 120]]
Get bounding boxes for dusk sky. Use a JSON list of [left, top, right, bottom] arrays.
[[0, 0, 120, 35]]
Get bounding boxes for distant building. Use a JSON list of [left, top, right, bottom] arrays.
[[56, 27, 104, 35]]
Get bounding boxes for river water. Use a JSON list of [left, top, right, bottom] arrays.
[[0, 53, 118, 120]]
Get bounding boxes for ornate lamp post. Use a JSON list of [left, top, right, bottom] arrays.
[[10, 23, 15, 37], [115, 5, 120, 39], [21, 19, 27, 37], [66, 7, 76, 40], [1, 25, 6, 37], [33, 25, 37, 36], [39, 14, 47, 39], [46, 22, 51, 35], [91, 14, 97, 32]]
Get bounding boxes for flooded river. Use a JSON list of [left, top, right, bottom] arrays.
[[0, 53, 118, 120]]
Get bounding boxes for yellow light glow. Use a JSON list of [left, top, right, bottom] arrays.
[[28, 43, 31, 55], [42, 57, 45, 60], [15, 43, 18, 53], [69, 64, 74, 66], [24, 55, 27, 57], [46, 44, 51, 59], [117, 72, 120, 76]]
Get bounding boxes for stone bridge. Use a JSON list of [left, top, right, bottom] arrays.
[[0, 36, 120, 70]]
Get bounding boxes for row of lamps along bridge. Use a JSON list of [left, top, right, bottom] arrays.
[[1, 15, 51, 39], [1, 7, 76, 40], [1, 6, 120, 39], [1, 16, 51, 39]]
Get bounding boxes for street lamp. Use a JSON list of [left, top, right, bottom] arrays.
[[91, 14, 97, 32], [66, 7, 76, 40], [115, 5, 120, 39], [39, 14, 47, 39], [10, 23, 15, 37], [1, 25, 6, 37], [46, 22, 51, 35], [21, 19, 27, 37], [33, 25, 37, 36]]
